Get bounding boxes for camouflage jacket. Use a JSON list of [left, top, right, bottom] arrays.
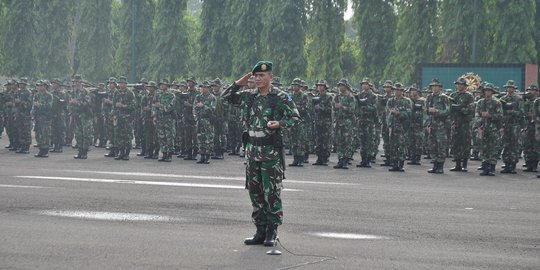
[[69, 87, 93, 119], [386, 96, 411, 131], [223, 84, 300, 161], [475, 97, 503, 131], [499, 93, 524, 127], [152, 90, 176, 120], [193, 92, 217, 120], [425, 92, 450, 128], [449, 91, 475, 122], [312, 92, 333, 123], [356, 90, 378, 123], [32, 91, 54, 120], [112, 88, 136, 120], [334, 92, 356, 125], [15, 88, 33, 116]]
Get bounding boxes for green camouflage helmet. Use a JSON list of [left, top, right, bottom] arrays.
[[526, 84, 538, 91], [117, 76, 128, 84], [290, 78, 303, 86], [429, 78, 442, 87], [147, 81, 158, 88], [503, 80, 517, 89]]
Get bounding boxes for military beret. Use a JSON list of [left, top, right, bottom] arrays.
[[503, 80, 517, 88], [117, 76, 128, 84], [252, 61, 273, 74]]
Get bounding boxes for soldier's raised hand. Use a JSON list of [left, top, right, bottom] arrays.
[[235, 73, 253, 86]]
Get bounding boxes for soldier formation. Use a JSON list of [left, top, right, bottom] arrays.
[[1, 74, 540, 177]]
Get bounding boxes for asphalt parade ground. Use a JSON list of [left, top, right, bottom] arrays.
[[0, 136, 539, 269]]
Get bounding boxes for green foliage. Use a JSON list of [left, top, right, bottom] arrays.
[[199, 0, 232, 78], [35, 0, 73, 77], [353, 0, 396, 82], [340, 35, 360, 83], [77, 0, 114, 82], [263, 0, 307, 82], [487, 0, 537, 63], [114, 0, 156, 81], [384, 0, 438, 83], [2, 0, 36, 77], [306, 0, 345, 83], [151, 0, 191, 80]]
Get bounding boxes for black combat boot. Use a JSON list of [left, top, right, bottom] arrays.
[[435, 162, 444, 174], [450, 160, 463, 171], [500, 162, 512, 173], [427, 162, 438, 173], [303, 153, 309, 163], [388, 160, 400, 171], [244, 225, 266, 245], [523, 161, 533, 172], [263, 224, 278, 247], [341, 158, 349, 169], [289, 156, 299, 167], [461, 159, 468, 172], [122, 149, 130, 160], [196, 154, 205, 164], [34, 148, 48, 158], [136, 147, 146, 157], [144, 150, 154, 159], [115, 149, 124, 160], [158, 152, 168, 162], [164, 152, 172, 162], [532, 161, 539, 172], [81, 149, 88, 159], [152, 149, 159, 159], [16, 145, 30, 154], [312, 155, 324, 166], [104, 147, 117, 157], [333, 159, 343, 169], [73, 149, 83, 159], [398, 161, 405, 172], [480, 162, 491, 176]]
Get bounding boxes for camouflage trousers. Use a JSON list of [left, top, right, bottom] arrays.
[[246, 158, 283, 226], [227, 120, 242, 151], [16, 115, 32, 146], [134, 114, 143, 147], [175, 116, 184, 151], [114, 118, 134, 150], [105, 116, 114, 145], [94, 115, 106, 144], [143, 118, 158, 154], [314, 121, 332, 158], [0, 114, 4, 136], [389, 126, 407, 162], [213, 119, 228, 154], [183, 119, 198, 154], [522, 124, 538, 162], [480, 127, 500, 165], [51, 113, 65, 148], [501, 125, 521, 163], [428, 126, 447, 163], [197, 118, 214, 155], [74, 117, 93, 150], [373, 122, 382, 158], [358, 121, 376, 159], [381, 122, 390, 157], [335, 120, 354, 160], [5, 115, 18, 146], [289, 121, 307, 156], [35, 118, 51, 149], [451, 122, 472, 160], [157, 117, 176, 154], [407, 126, 424, 158]]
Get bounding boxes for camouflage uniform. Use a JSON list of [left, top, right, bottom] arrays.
[[378, 81, 394, 166], [355, 78, 378, 168], [14, 80, 33, 154], [425, 79, 450, 173], [522, 84, 539, 172], [103, 78, 118, 157], [153, 80, 176, 162], [288, 78, 310, 167], [449, 77, 475, 171], [32, 81, 54, 157], [333, 80, 356, 169], [173, 83, 186, 157], [499, 80, 524, 173], [211, 80, 227, 159], [3, 80, 18, 150], [223, 63, 300, 243], [91, 85, 107, 147], [406, 85, 425, 165], [475, 83, 503, 176], [194, 82, 217, 164], [111, 77, 136, 160], [141, 82, 159, 159], [312, 80, 333, 165], [386, 86, 412, 171], [182, 78, 199, 160], [70, 75, 94, 159], [226, 99, 242, 155]]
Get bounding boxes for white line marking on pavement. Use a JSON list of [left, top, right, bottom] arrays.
[[15, 176, 301, 191], [0, 184, 48, 189], [65, 170, 356, 186], [35, 210, 181, 222], [309, 232, 391, 240]]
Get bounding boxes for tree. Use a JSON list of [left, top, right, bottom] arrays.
[[353, 0, 396, 82], [306, 0, 345, 83], [487, 0, 537, 63], [199, 0, 232, 78], [76, 0, 114, 82], [35, 0, 74, 77], [437, 0, 489, 63], [263, 0, 307, 82], [384, 0, 438, 83], [3, 0, 36, 77], [114, 0, 156, 81], [151, 0, 191, 80]]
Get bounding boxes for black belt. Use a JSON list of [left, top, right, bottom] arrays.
[[249, 136, 274, 146]]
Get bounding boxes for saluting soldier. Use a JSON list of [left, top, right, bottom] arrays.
[[449, 77, 475, 172], [222, 61, 300, 247], [425, 79, 450, 174], [475, 83, 503, 176], [499, 80, 524, 174]]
